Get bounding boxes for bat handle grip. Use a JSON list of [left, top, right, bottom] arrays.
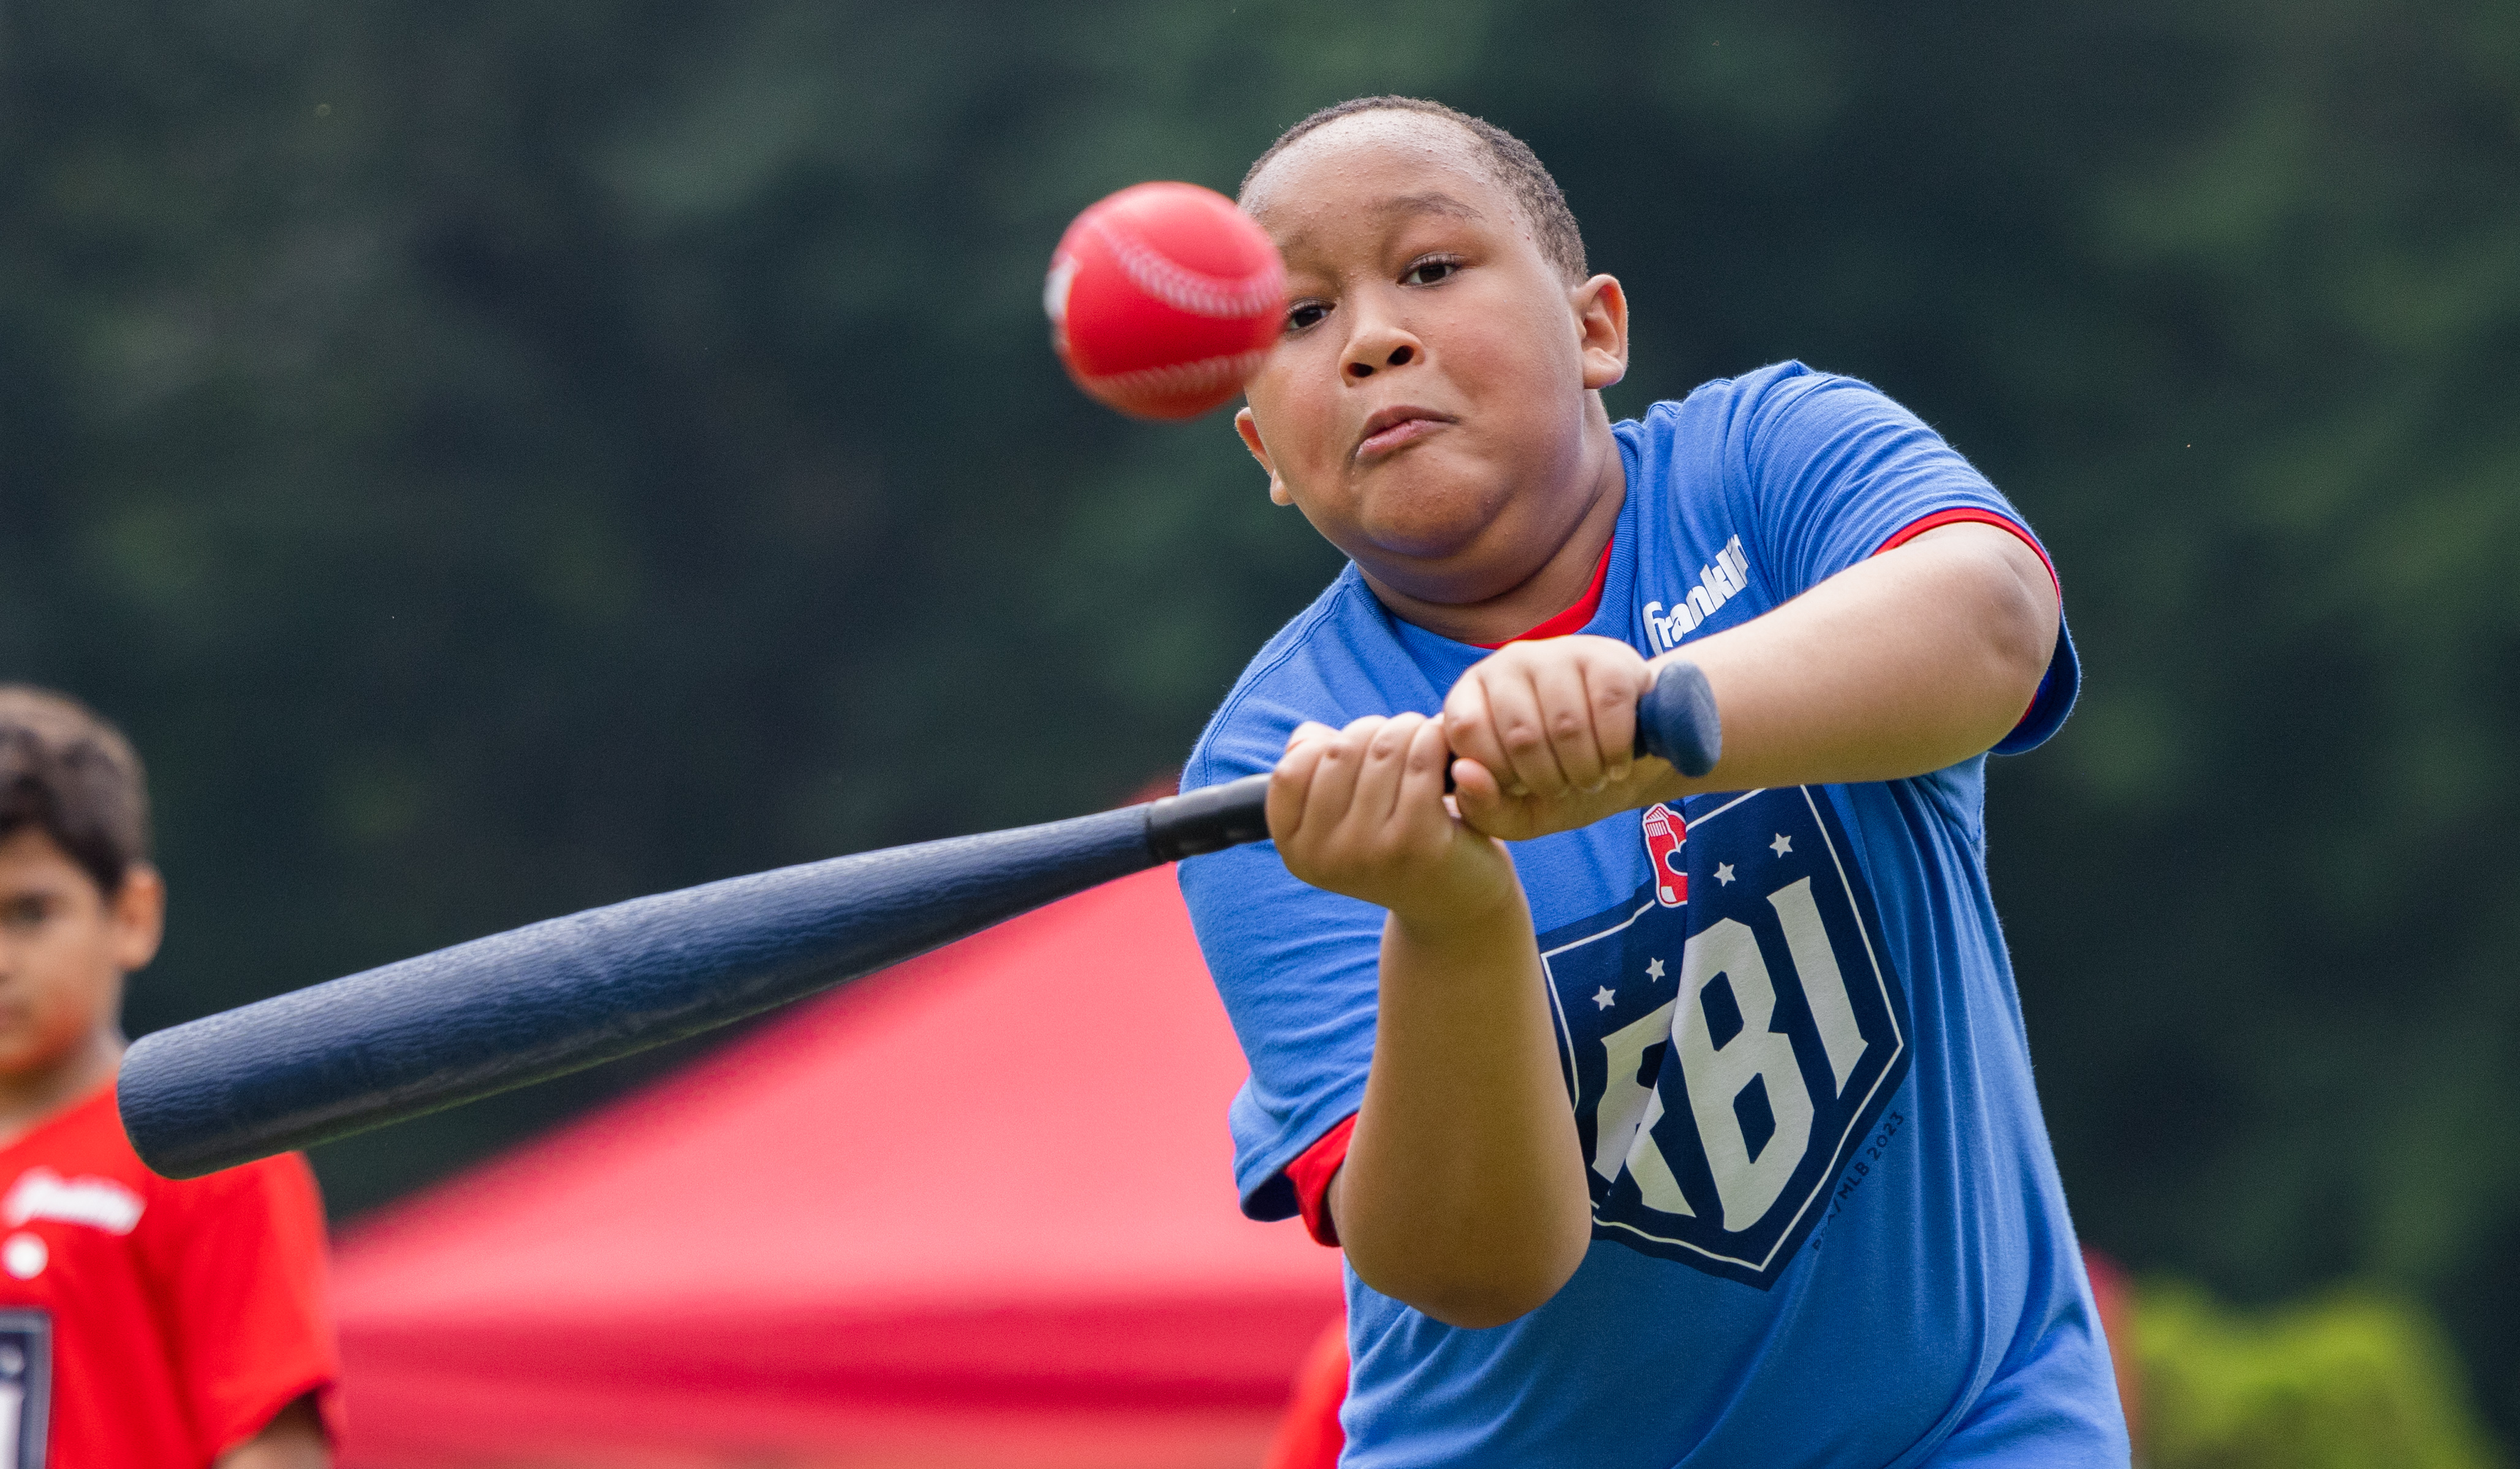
[[1143, 661, 1717, 862], [1142, 773, 1272, 861], [1634, 658, 1722, 778]]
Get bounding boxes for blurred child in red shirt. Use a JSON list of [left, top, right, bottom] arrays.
[[0, 686, 338, 1468]]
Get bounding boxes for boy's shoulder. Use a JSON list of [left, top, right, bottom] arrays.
[[0, 1084, 158, 1235], [0, 1080, 314, 1238], [1185, 564, 1426, 788], [1622, 361, 1994, 560], [1626, 359, 1891, 454]]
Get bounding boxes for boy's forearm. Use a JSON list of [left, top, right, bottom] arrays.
[[1330, 894, 1592, 1329], [1440, 524, 2056, 840], [1656, 522, 2057, 799]]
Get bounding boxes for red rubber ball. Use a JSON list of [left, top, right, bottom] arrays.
[[1046, 181, 1286, 422]]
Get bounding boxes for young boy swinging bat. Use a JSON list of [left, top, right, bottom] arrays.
[[1178, 97, 2131, 1466]]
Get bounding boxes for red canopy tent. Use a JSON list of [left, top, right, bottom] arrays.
[[330, 867, 1344, 1469]]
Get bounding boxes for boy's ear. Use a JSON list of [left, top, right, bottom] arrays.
[[1573, 273, 1630, 392], [1235, 406, 1296, 506], [108, 863, 165, 975]]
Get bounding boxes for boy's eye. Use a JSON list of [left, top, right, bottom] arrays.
[[1402, 259, 1459, 287], [0, 897, 50, 932], [1285, 301, 1329, 335]]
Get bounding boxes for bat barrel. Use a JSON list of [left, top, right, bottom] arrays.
[[120, 791, 1267, 1179], [114, 670, 1696, 1180]]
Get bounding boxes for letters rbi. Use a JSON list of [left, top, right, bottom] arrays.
[[1539, 788, 1910, 1288]]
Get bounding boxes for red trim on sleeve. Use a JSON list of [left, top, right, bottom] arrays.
[[1470, 534, 1615, 649], [1285, 1114, 1357, 1247], [1874, 507, 2059, 600]]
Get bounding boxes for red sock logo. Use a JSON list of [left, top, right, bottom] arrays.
[[1641, 804, 1687, 907]]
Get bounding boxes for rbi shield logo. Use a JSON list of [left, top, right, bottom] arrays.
[[1541, 787, 1910, 1288]]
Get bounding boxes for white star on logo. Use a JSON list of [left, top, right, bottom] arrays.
[[1646, 957, 1666, 982], [1593, 987, 1617, 1010], [1715, 862, 1736, 886], [1770, 833, 1793, 857]]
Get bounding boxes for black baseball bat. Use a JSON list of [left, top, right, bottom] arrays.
[[118, 662, 1720, 1178]]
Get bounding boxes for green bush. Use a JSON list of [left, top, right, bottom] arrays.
[[2138, 1282, 2505, 1469]]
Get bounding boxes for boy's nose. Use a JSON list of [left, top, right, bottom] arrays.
[[1346, 344, 1416, 380]]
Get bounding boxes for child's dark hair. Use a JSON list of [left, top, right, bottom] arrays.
[[1241, 96, 1589, 283], [0, 686, 151, 897]]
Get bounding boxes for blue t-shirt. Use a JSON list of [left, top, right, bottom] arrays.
[[1178, 364, 2127, 1468]]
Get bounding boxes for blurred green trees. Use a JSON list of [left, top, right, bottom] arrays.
[[2, 0, 2517, 1439], [2140, 1283, 2503, 1469]]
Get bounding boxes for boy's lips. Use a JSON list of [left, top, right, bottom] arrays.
[[1354, 405, 1455, 461]]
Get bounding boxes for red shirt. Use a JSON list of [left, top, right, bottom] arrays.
[[0, 1080, 340, 1468]]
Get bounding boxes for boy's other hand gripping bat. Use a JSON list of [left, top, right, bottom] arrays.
[[118, 662, 1719, 1178]]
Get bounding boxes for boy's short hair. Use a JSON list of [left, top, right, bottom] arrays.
[[1240, 96, 1589, 283], [0, 685, 152, 897]]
